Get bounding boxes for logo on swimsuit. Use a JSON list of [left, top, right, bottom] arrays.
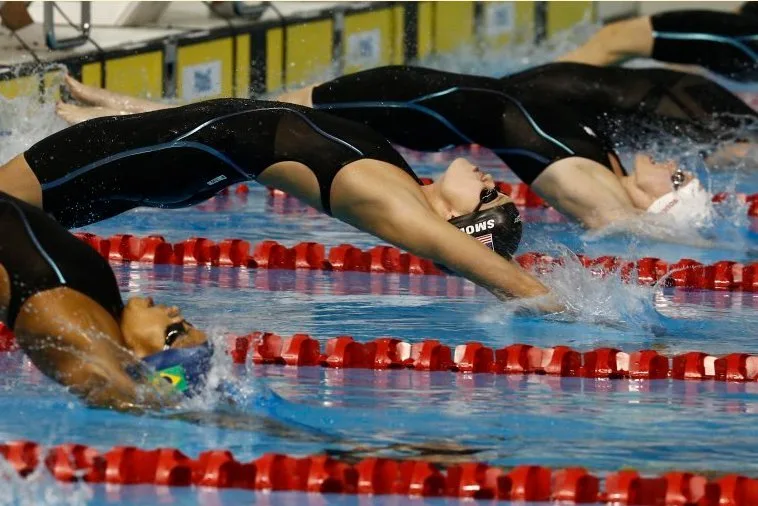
[[459, 219, 496, 235], [207, 175, 227, 186], [582, 125, 597, 137]]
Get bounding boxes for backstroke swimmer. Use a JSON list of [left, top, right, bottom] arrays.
[[58, 68, 719, 235], [0, 190, 210, 411], [2, 96, 556, 309], [558, 2, 758, 82]]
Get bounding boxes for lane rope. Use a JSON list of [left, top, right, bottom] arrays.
[[71, 232, 758, 292], [0, 439, 752, 504], [3, 324, 758, 384]]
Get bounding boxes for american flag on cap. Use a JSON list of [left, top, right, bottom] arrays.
[[476, 233, 494, 250]]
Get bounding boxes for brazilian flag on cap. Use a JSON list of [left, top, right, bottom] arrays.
[[153, 365, 189, 392]]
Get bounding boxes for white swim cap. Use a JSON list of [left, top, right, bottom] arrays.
[[646, 178, 714, 228]]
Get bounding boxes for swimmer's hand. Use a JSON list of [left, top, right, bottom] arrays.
[[507, 291, 567, 317]]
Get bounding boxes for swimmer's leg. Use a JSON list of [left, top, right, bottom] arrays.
[[0, 154, 42, 207], [55, 102, 124, 125], [64, 74, 171, 114], [275, 85, 316, 108], [557, 16, 654, 65]]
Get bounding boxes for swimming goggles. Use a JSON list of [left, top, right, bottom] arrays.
[[671, 168, 686, 191], [164, 321, 188, 350], [473, 187, 499, 213]]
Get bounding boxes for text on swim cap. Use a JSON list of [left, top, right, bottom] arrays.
[[459, 219, 495, 235]]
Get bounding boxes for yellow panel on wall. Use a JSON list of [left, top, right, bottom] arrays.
[[392, 5, 404, 65], [285, 19, 332, 88], [343, 8, 394, 74], [482, 1, 536, 49], [434, 1, 474, 53], [80, 62, 102, 88], [43, 70, 65, 101], [0, 75, 37, 99], [235, 33, 250, 98], [547, 1, 594, 37], [266, 27, 283, 92], [177, 38, 233, 102], [105, 52, 162, 99], [417, 2, 433, 60]]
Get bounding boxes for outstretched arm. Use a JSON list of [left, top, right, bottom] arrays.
[[330, 163, 553, 302]]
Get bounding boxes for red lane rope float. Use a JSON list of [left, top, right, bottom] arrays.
[[2, 322, 757, 382], [0, 440, 755, 505], [268, 178, 758, 215], [226, 332, 758, 383], [70, 232, 758, 292]]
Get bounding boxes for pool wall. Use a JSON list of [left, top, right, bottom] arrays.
[[0, 1, 613, 101]]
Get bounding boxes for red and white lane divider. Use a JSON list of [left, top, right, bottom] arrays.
[[1, 439, 755, 504], [71, 232, 758, 291], [4, 321, 756, 384], [267, 178, 758, 216], [229, 332, 758, 383], [211, 180, 758, 216]]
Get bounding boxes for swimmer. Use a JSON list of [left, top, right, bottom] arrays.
[[54, 69, 710, 232], [2, 98, 553, 308], [0, 190, 209, 411], [558, 2, 758, 82]]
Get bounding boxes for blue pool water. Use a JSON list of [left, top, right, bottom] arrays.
[[2, 147, 758, 504], [6, 30, 758, 506]]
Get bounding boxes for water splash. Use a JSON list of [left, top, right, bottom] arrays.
[[0, 65, 69, 164], [480, 248, 662, 331], [0, 456, 93, 506]]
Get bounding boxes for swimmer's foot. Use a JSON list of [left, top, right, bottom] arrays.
[[64, 74, 117, 108], [56, 101, 120, 124], [64, 73, 170, 113]]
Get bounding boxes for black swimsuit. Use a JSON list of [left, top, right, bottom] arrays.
[[312, 65, 613, 185], [502, 62, 758, 148], [312, 64, 758, 182], [25, 99, 418, 228], [0, 191, 123, 329], [650, 6, 758, 82]]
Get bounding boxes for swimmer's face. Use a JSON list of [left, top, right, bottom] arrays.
[[120, 296, 207, 358], [633, 154, 696, 197], [440, 158, 513, 217]]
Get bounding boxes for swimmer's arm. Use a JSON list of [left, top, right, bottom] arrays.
[[334, 186, 550, 300], [18, 323, 177, 412], [534, 157, 642, 230]]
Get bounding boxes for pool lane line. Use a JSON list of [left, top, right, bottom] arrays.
[[0, 439, 749, 504], [265, 179, 758, 215], [191, 180, 758, 215], [73, 232, 758, 291], [4, 323, 754, 383], [226, 333, 758, 383]]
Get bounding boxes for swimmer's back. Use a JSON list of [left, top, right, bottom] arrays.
[[26, 99, 417, 225], [0, 191, 123, 328]]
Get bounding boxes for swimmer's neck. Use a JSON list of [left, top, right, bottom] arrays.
[[419, 183, 453, 220], [618, 174, 654, 211]]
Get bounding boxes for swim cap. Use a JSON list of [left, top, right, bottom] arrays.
[[448, 203, 523, 258], [647, 178, 714, 228], [135, 341, 214, 396]]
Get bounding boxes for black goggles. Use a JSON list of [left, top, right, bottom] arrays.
[[164, 321, 189, 350], [474, 187, 499, 213]]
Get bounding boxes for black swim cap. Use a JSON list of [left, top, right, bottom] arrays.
[[448, 202, 522, 258]]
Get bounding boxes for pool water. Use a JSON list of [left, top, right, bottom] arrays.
[[5, 26, 758, 506]]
